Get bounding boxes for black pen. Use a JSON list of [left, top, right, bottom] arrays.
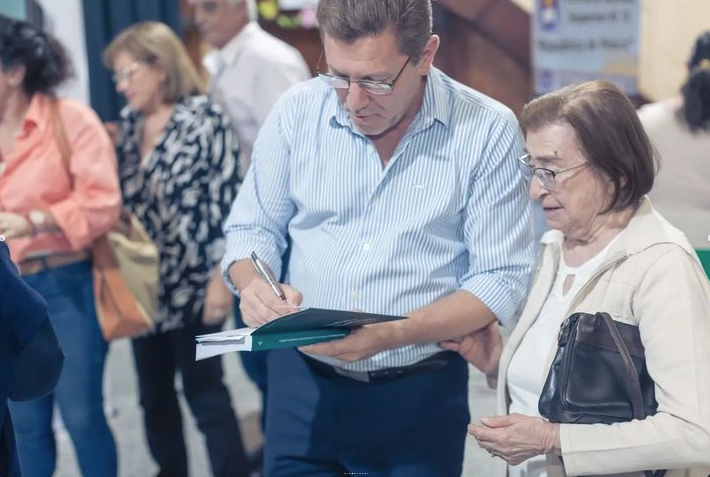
[[250, 251, 286, 301]]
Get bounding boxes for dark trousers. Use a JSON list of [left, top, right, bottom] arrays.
[[264, 348, 470, 477], [131, 321, 248, 477]]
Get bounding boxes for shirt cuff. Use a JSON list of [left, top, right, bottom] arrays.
[[48, 199, 92, 250], [460, 273, 520, 325]]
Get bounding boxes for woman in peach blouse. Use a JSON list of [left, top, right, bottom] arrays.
[[0, 15, 120, 476]]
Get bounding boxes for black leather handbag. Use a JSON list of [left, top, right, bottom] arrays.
[[538, 312, 665, 477]]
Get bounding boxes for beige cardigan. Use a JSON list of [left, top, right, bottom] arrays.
[[492, 198, 710, 477]]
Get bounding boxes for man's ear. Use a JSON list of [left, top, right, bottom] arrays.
[[414, 34, 440, 75]]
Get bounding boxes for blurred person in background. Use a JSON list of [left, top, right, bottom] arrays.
[[104, 21, 248, 477], [191, 0, 309, 175], [0, 14, 120, 477], [639, 30, 710, 279], [189, 1, 310, 458], [1, 240, 64, 477]]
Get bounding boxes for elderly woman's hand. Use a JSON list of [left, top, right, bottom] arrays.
[[468, 414, 561, 465], [439, 319, 502, 376]]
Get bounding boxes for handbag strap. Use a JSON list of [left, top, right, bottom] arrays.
[[598, 312, 666, 477], [597, 312, 645, 420], [50, 99, 74, 188]]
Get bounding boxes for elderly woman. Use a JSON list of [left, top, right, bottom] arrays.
[[103, 22, 248, 477], [0, 14, 119, 476], [444, 80, 710, 476]]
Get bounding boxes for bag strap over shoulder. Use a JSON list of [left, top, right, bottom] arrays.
[[596, 312, 645, 420], [50, 99, 74, 188], [597, 251, 669, 477], [601, 244, 677, 323]]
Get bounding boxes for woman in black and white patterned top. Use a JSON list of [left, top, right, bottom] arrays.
[[104, 22, 249, 477], [118, 94, 237, 333]]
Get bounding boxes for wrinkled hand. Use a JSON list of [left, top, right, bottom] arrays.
[[468, 414, 560, 465], [299, 323, 394, 362], [202, 273, 233, 326], [239, 278, 302, 327], [439, 319, 502, 376], [0, 212, 31, 239]]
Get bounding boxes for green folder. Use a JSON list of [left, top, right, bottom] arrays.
[[195, 308, 406, 360]]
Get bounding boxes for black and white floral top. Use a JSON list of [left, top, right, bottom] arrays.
[[117, 95, 240, 333]]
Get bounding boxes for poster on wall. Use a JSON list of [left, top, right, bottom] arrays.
[[533, 0, 640, 96]]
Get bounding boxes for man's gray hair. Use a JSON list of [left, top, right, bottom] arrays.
[[226, 0, 257, 21], [316, 0, 432, 63]]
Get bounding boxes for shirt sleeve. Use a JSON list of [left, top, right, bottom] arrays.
[[560, 246, 710, 475], [48, 100, 121, 250], [221, 100, 295, 294], [459, 109, 535, 324]]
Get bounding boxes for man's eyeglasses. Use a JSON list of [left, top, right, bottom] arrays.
[[517, 153, 587, 191], [316, 53, 410, 96], [112, 62, 141, 85]]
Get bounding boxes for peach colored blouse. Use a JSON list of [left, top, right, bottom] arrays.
[[0, 94, 120, 262]]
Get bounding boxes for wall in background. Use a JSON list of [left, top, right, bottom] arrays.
[[639, 0, 710, 100], [36, 0, 91, 103]]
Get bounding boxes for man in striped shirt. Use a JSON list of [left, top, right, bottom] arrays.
[[221, 0, 535, 475]]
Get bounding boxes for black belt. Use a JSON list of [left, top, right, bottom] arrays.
[[304, 352, 453, 383]]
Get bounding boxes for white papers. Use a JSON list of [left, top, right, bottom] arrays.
[[195, 327, 255, 360]]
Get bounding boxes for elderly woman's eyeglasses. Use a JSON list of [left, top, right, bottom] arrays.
[[315, 53, 410, 96], [518, 153, 587, 191], [112, 62, 141, 84]]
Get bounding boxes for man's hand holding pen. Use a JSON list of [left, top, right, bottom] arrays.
[[239, 251, 303, 327], [239, 279, 303, 327]]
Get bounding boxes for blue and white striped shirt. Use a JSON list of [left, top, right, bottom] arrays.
[[222, 67, 535, 371]]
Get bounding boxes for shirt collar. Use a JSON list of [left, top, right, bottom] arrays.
[[20, 93, 51, 138], [203, 21, 259, 74], [330, 66, 452, 132]]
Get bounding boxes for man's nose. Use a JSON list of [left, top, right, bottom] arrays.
[[346, 82, 370, 112], [115, 81, 126, 94]]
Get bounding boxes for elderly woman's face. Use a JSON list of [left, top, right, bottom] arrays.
[[112, 51, 166, 113], [525, 123, 612, 240]]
